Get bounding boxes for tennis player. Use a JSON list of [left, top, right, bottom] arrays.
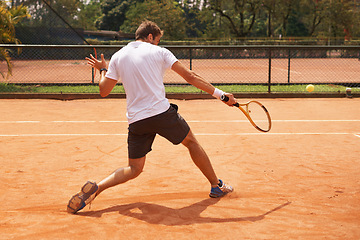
[[67, 20, 237, 214]]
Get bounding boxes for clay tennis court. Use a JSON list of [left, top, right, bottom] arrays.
[[0, 97, 359, 239]]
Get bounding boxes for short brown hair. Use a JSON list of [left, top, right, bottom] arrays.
[[135, 20, 163, 40]]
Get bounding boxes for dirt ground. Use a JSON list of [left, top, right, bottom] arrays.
[[0, 98, 359, 239]]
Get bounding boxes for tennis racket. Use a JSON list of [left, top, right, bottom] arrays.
[[221, 95, 272, 132]]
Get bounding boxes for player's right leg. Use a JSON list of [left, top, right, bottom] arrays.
[[181, 130, 233, 198], [154, 104, 233, 198], [67, 157, 146, 214], [181, 130, 219, 186]]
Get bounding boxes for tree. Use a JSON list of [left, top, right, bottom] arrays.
[[77, 0, 102, 30], [181, 0, 207, 38], [204, 0, 260, 38], [285, 9, 309, 37], [298, 0, 326, 36], [327, 0, 355, 39], [275, 0, 295, 36], [121, 0, 187, 40], [262, 0, 276, 37], [0, 2, 29, 79], [270, 0, 309, 37], [17, 0, 82, 27], [96, 0, 141, 31], [12, 0, 96, 44]]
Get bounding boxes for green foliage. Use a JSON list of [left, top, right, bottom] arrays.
[[0, 2, 29, 43], [120, 0, 186, 40], [181, 0, 206, 38], [286, 9, 309, 37], [18, 0, 81, 27], [77, 0, 102, 30], [328, 0, 355, 38], [0, 2, 29, 79], [202, 0, 360, 39], [96, 0, 141, 31], [7, 0, 360, 42], [205, 0, 260, 38]]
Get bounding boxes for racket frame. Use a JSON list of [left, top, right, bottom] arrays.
[[233, 101, 272, 132]]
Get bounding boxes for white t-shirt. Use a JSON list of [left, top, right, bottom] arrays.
[[105, 41, 178, 124]]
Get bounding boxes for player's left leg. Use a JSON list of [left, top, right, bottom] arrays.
[[67, 156, 146, 214]]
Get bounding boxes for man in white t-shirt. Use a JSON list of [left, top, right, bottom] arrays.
[[67, 21, 237, 214]]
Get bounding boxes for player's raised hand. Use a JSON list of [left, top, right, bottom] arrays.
[[86, 53, 107, 71]]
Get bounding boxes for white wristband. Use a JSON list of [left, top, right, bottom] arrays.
[[212, 88, 225, 99]]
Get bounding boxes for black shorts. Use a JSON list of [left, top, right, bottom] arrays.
[[127, 104, 190, 159]]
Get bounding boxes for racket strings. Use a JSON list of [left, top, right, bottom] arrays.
[[247, 102, 271, 131]]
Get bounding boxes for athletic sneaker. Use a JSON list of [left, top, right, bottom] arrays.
[[209, 179, 233, 198], [67, 181, 98, 214]]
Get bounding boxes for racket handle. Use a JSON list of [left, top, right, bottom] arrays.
[[220, 94, 239, 107], [220, 94, 229, 102]]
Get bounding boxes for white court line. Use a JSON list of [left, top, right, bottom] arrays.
[[0, 120, 359, 123], [0, 121, 41, 123], [0, 133, 128, 137], [0, 133, 358, 137], [99, 120, 126, 123], [191, 120, 360, 123], [0, 120, 127, 123], [271, 120, 360, 122], [0, 120, 358, 137], [53, 120, 97, 123], [196, 133, 358, 136]]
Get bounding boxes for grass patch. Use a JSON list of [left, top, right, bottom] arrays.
[[167, 84, 359, 93], [0, 84, 124, 93], [0, 83, 358, 94]]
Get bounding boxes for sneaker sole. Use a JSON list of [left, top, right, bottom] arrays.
[[67, 181, 98, 214], [209, 192, 228, 198]]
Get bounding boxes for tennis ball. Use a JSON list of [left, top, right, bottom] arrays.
[[306, 84, 314, 92]]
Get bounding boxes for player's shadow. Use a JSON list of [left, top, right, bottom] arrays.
[[79, 196, 291, 226]]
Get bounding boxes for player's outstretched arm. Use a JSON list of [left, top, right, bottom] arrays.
[[86, 53, 117, 97], [171, 61, 236, 106]]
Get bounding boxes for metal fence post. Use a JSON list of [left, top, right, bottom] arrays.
[[268, 48, 272, 93], [189, 47, 192, 70], [288, 49, 291, 84]]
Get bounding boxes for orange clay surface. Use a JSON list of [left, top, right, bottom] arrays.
[[0, 98, 359, 239]]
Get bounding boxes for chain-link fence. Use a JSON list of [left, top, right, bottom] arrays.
[[1, 44, 359, 94]]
